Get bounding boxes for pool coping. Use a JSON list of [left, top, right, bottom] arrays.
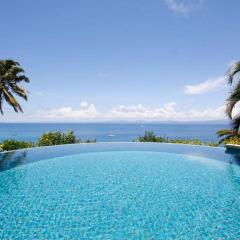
[[225, 144, 240, 150], [0, 141, 225, 154]]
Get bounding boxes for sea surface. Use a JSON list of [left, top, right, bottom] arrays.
[[0, 123, 228, 143]]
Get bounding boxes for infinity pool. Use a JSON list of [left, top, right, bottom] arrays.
[[0, 143, 240, 239]]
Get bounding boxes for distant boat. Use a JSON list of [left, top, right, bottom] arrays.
[[108, 134, 115, 137]]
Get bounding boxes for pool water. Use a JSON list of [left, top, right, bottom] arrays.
[[0, 150, 240, 239]]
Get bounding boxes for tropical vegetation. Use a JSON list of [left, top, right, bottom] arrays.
[[0, 59, 29, 114], [0, 130, 96, 151], [38, 130, 78, 146], [216, 129, 240, 145], [0, 139, 34, 151], [135, 131, 218, 147], [136, 131, 164, 142], [217, 60, 240, 145]]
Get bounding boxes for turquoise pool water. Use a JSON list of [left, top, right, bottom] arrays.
[[0, 149, 240, 239]]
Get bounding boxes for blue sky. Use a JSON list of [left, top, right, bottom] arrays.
[[1, 0, 240, 122]]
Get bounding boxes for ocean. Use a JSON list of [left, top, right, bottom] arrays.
[[0, 123, 228, 143]]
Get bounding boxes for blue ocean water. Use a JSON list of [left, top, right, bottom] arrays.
[[0, 123, 228, 142], [0, 151, 239, 239]]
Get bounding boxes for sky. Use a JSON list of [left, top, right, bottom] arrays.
[[1, 0, 240, 122]]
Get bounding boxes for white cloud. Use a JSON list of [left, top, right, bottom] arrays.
[[109, 102, 225, 121], [32, 101, 226, 122], [184, 76, 226, 95], [162, 0, 201, 14], [34, 102, 99, 120]]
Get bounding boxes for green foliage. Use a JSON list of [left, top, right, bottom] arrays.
[[207, 142, 219, 147], [225, 61, 240, 130], [215, 61, 240, 145], [166, 138, 203, 145], [216, 128, 240, 144], [37, 130, 79, 146], [136, 131, 164, 142], [0, 139, 34, 151], [216, 129, 235, 137], [0, 130, 96, 151], [135, 131, 218, 147], [227, 60, 240, 85], [62, 130, 78, 144], [0, 59, 30, 114], [223, 136, 240, 145]]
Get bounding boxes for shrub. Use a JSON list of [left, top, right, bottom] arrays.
[[136, 131, 164, 142], [0, 130, 96, 151], [1, 139, 34, 151], [223, 136, 240, 145], [135, 131, 218, 147], [207, 142, 219, 147], [62, 130, 78, 144], [37, 130, 79, 146], [216, 128, 240, 145], [38, 131, 62, 146]]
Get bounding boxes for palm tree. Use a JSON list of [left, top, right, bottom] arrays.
[[217, 61, 240, 144], [227, 61, 240, 85], [0, 59, 29, 114], [226, 61, 240, 123], [216, 129, 239, 144]]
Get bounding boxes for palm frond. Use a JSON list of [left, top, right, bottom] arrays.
[[14, 75, 30, 83], [218, 135, 233, 145], [9, 84, 28, 100], [2, 88, 23, 113], [227, 61, 240, 85], [0, 60, 19, 75], [216, 129, 236, 138], [225, 81, 240, 118], [216, 128, 240, 145], [0, 59, 29, 114]]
